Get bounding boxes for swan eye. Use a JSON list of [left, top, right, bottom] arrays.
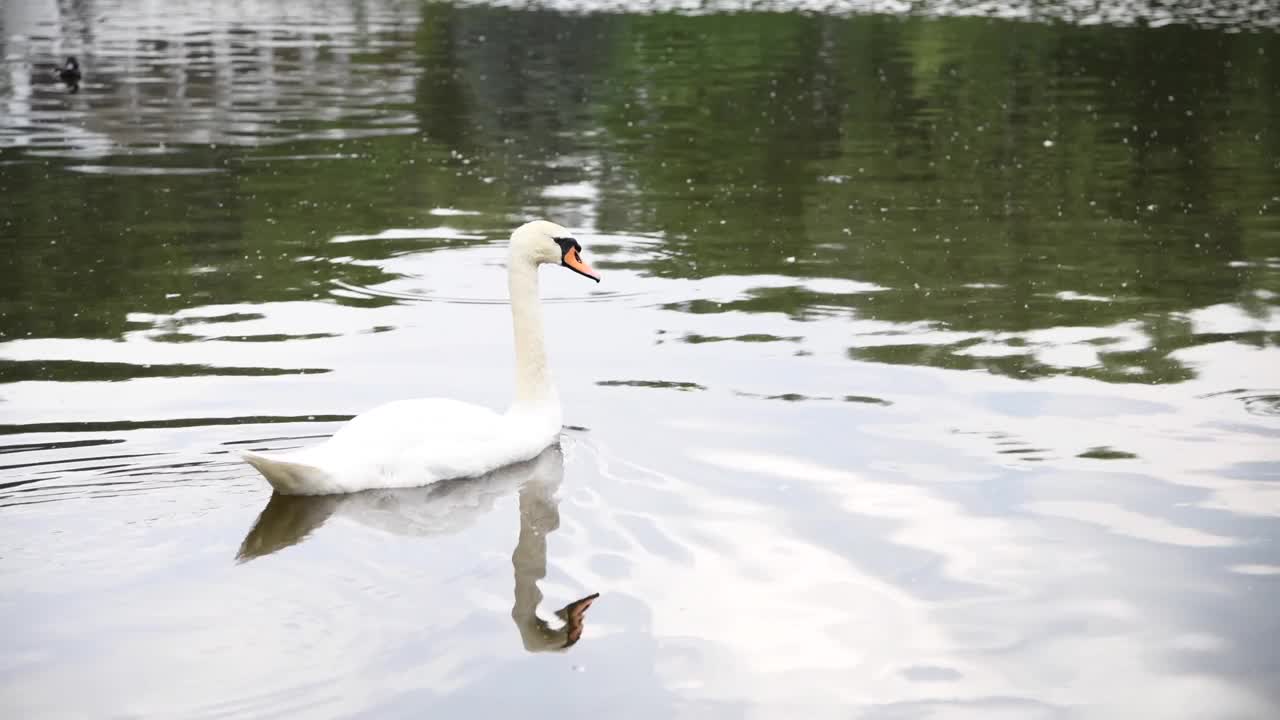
[[553, 236, 579, 258]]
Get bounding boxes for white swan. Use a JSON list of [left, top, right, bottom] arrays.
[[239, 220, 600, 495]]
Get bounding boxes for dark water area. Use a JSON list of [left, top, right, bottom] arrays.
[[2, 1, 1279, 717]]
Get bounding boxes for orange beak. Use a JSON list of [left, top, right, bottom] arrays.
[[562, 247, 601, 282]]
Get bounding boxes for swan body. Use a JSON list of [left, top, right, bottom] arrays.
[[240, 220, 600, 495]]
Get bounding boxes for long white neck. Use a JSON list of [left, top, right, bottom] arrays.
[[508, 259, 558, 411]]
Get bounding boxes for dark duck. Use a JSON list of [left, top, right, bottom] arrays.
[[54, 56, 81, 91]]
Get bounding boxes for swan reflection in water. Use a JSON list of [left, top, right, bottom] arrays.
[[236, 445, 599, 652]]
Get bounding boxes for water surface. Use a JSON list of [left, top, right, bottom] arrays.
[[2, 1, 1279, 718]]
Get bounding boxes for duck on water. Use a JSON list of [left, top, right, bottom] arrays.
[[54, 56, 81, 92]]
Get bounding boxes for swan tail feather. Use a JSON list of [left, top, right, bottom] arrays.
[[239, 450, 335, 495]]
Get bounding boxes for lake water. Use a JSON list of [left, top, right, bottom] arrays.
[[2, 1, 1279, 717]]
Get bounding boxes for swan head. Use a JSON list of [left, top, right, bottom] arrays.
[[510, 220, 600, 283]]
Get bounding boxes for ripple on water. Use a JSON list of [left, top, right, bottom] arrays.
[[1240, 394, 1280, 418], [443, 0, 1280, 29], [597, 379, 706, 391], [0, 452, 244, 509], [326, 230, 658, 306], [0, 415, 361, 509], [329, 227, 487, 245], [1025, 501, 1239, 548], [1201, 389, 1280, 418], [1076, 446, 1139, 460], [331, 278, 643, 306], [66, 164, 225, 176]]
